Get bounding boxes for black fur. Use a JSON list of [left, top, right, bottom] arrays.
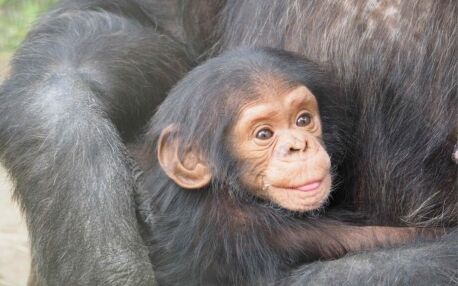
[[0, 0, 456, 285], [0, 1, 190, 284]]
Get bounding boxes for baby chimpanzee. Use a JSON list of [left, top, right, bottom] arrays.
[[133, 48, 440, 286]]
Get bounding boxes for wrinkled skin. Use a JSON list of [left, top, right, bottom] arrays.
[[231, 86, 332, 212]]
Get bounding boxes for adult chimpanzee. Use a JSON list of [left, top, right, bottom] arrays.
[[134, 48, 444, 285], [0, 0, 456, 285]]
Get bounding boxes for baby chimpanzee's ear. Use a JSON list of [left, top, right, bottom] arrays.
[[157, 126, 211, 189]]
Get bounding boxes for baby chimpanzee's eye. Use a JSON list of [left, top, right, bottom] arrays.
[[256, 128, 274, 140], [296, 112, 312, 127]]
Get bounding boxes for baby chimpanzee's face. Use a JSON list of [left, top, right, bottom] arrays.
[[231, 85, 332, 212]]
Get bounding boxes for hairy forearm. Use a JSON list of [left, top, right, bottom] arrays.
[[269, 219, 445, 263], [340, 226, 445, 253]]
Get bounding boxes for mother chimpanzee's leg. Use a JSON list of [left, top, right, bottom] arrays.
[[0, 1, 191, 285]]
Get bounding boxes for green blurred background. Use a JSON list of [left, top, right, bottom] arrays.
[[0, 0, 57, 61]]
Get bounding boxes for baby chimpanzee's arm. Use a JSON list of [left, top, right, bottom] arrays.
[[266, 219, 444, 262]]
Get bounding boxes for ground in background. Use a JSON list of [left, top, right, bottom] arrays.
[[0, 57, 31, 286]]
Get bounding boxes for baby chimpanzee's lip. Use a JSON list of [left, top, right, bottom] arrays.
[[273, 179, 323, 192], [294, 181, 322, 192]]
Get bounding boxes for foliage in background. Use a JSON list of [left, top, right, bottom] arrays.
[[0, 0, 57, 57]]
